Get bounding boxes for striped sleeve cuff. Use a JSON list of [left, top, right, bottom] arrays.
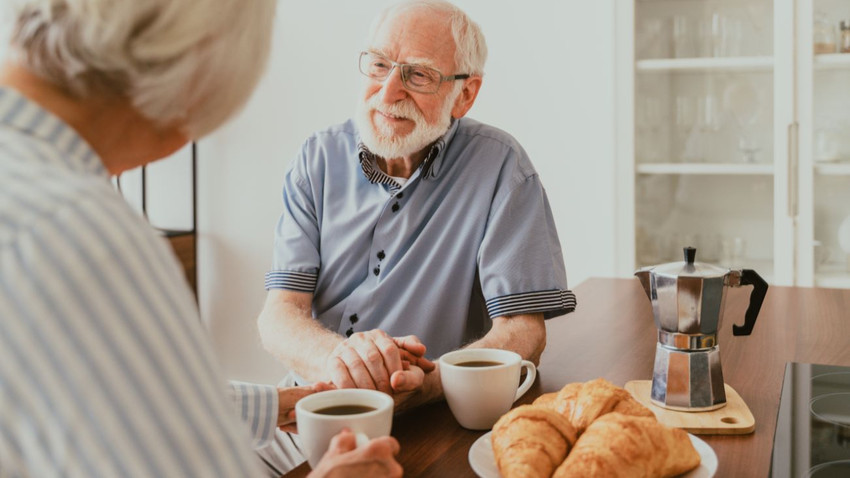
[[264, 270, 317, 292], [485, 289, 577, 319], [228, 381, 279, 448]]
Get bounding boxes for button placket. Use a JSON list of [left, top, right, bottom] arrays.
[[345, 314, 359, 337], [390, 190, 403, 213]]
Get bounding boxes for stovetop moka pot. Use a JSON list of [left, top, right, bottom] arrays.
[[635, 247, 768, 411]]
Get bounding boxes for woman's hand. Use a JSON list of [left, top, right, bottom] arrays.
[[277, 381, 335, 433]]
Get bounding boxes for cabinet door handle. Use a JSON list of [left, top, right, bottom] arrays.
[[787, 122, 799, 218]]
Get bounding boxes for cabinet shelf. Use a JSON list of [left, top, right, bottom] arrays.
[[636, 163, 774, 175], [814, 53, 850, 70], [636, 56, 774, 73], [814, 162, 850, 176]]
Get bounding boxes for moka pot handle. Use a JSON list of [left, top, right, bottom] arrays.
[[732, 269, 768, 336]]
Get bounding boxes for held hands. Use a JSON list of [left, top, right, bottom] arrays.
[[308, 429, 402, 478], [326, 330, 436, 394]]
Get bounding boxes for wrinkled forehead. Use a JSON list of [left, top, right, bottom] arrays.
[[367, 6, 456, 71]]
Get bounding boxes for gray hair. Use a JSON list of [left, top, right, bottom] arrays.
[[368, 0, 487, 76], [4, 0, 276, 137]]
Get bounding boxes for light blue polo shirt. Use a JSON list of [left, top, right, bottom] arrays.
[[265, 117, 576, 358]]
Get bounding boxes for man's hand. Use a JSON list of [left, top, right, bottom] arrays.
[[325, 331, 435, 394], [277, 382, 335, 433], [307, 429, 402, 478]]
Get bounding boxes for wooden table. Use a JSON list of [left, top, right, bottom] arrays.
[[286, 277, 850, 477]]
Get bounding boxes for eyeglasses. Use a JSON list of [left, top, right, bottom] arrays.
[[358, 51, 470, 94]]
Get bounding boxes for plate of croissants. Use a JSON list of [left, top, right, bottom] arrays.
[[469, 378, 718, 478]]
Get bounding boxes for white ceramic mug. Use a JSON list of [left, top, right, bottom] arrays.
[[439, 348, 537, 430], [295, 389, 394, 469]]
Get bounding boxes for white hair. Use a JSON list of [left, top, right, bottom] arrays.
[[4, 0, 276, 137], [368, 0, 487, 76]]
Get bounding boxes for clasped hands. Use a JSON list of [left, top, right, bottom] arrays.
[[276, 330, 434, 431], [326, 330, 436, 397]]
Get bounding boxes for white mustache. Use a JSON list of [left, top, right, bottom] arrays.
[[367, 96, 424, 123]]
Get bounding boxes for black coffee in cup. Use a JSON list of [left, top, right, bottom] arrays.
[[455, 360, 502, 367], [314, 405, 377, 416]]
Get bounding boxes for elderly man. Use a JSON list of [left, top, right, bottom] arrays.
[[258, 0, 575, 411], [0, 0, 403, 476]]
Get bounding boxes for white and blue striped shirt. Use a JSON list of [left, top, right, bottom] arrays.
[[0, 87, 277, 477]]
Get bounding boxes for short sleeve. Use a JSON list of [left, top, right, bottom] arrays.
[[477, 174, 576, 319], [265, 152, 321, 293]]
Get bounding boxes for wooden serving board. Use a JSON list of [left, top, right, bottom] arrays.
[[625, 380, 755, 435]]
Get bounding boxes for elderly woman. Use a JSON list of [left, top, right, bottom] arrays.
[[0, 1, 401, 476]]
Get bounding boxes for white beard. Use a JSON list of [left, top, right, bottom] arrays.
[[355, 86, 459, 160]]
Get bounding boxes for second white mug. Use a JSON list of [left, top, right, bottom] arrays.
[[439, 348, 536, 430]]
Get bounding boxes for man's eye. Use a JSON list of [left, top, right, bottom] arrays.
[[371, 61, 390, 70], [409, 69, 435, 82]]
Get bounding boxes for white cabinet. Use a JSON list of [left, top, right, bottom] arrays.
[[615, 0, 850, 288]]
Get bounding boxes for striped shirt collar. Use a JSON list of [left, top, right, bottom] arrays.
[[0, 86, 106, 178], [357, 118, 460, 192]]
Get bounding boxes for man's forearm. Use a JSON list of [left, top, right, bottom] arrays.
[[464, 313, 547, 365], [257, 292, 342, 382]]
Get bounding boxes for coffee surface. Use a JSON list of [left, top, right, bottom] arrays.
[[455, 360, 503, 367], [314, 405, 376, 416]]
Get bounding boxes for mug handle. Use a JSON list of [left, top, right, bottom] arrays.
[[513, 360, 537, 402], [355, 432, 370, 449]]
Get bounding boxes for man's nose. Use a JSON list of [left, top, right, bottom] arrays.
[[379, 66, 408, 104]]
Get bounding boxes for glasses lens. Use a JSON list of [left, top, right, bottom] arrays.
[[402, 65, 441, 92], [360, 52, 392, 80]]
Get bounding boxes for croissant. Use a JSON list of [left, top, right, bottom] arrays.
[[534, 379, 653, 434], [491, 405, 578, 478], [552, 412, 701, 478]]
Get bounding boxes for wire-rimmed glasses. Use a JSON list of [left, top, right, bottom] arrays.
[[358, 51, 469, 94]]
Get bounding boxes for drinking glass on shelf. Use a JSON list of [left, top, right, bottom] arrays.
[[693, 93, 722, 162], [637, 96, 664, 162], [699, 13, 724, 57], [723, 79, 763, 163], [637, 18, 668, 59], [697, 233, 722, 262], [814, 119, 840, 162], [813, 240, 833, 270], [720, 237, 746, 266], [738, 136, 761, 163], [698, 94, 722, 132], [675, 95, 699, 162], [722, 16, 743, 57], [699, 13, 744, 58], [675, 96, 695, 133], [672, 15, 695, 58]]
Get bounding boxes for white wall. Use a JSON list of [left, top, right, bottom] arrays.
[[199, 0, 618, 383]]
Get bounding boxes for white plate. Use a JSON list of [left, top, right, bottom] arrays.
[[469, 430, 717, 478]]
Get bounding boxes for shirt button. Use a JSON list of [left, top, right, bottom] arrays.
[[392, 203, 400, 212], [397, 192, 404, 199], [377, 250, 385, 260], [345, 328, 354, 337], [349, 314, 359, 324], [373, 267, 380, 276]]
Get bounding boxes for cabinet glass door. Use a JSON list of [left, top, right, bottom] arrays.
[[631, 0, 789, 285], [802, 0, 850, 288]]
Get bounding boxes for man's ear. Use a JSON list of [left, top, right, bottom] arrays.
[[451, 76, 483, 119]]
